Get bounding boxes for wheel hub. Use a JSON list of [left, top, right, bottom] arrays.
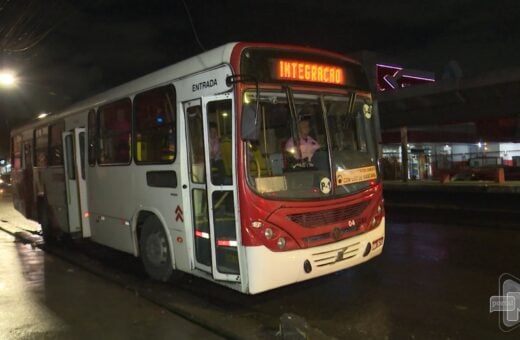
[[145, 231, 168, 265]]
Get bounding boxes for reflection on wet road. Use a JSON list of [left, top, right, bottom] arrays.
[[0, 230, 222, 339]]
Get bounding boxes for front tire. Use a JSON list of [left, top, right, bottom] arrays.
[[140, 216, 174, 282]]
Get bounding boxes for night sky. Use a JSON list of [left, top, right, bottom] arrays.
[[2, 0, 520, 158]]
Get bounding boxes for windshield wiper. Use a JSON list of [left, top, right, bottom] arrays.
[[284, 86, 302, 160]]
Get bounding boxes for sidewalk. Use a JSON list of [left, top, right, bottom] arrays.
[[0, 194, 41, 242]]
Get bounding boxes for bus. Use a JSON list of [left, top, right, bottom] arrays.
[[10, 42, 385, 294]]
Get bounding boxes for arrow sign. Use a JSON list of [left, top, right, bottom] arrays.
[[175, 205, 184, 222], [377, 64, 435, 91]]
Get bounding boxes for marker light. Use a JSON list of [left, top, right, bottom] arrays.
[[195, 230, 210, 239], [277, 237, 286, 249]]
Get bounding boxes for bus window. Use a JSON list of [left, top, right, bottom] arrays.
[[88, 109, 97, 166], [207, 99, 232, 185], [11, 135, 22, 170], [79, 132, 86, 179], [65, 135, 75, 180], [187, 105, 205, 183], [22, 143, 31, 170], [34, 126, 48, 167], [212, 191, 239, 274], [98, 99, 132, 165], [49, 121, 65, 166], [134, 85, 176, 163]]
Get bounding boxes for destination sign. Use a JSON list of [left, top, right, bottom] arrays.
[[275, 59, 345, 85]]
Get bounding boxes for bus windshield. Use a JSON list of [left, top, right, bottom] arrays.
[[244, 89, 378, 200]]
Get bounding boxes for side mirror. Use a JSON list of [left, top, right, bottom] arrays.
[[241, 105, 260, 141]]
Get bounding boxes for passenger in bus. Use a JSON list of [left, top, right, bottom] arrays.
[[285, 119, 320, 164], [209, 122, 228, 184]]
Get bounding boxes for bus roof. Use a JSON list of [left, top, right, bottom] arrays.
[[11, 42, 361, 135], [11, 42, 238, 135]]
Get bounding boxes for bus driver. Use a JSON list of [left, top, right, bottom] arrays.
[[285, 119, 320, 163]]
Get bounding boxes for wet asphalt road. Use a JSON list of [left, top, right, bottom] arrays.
[[1, 193, 519, 339], [0, 197, 223, 340]]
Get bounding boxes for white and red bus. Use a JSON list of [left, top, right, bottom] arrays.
[[10, 42, 384, 294]]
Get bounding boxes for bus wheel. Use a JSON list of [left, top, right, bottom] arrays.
[[38, 201, 56, 244], [140, 216, 173, 282]]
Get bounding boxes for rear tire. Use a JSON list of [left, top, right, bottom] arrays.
[[140, 216, 174, 282]]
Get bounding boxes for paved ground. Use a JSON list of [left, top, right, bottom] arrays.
[[0, 196, 222, 340], [1, 193, 520, 339]]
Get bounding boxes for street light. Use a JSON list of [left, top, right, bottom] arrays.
[[0, 70, 17, 88]]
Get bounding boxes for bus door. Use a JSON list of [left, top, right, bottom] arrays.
[[184, 94, 241, 282], [62, 128, 91, 237], [22, 142, 34, 219]]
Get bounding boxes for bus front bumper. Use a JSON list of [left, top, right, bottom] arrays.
[[244, 218, 385, 294]]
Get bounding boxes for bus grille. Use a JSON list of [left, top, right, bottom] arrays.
[[311, 242, 361, 267], [287, 201, 369, 228], [303, 225, 361, 244]]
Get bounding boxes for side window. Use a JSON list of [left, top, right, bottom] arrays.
[[187, 105, 205, 183], [48, 121, 65, 166], [23, 143, 32, 169], [98, 99, 132, 165], [134, 85, 176, 163], [11, 135, 22, 170], [88, 109, 97, 166], [34, 127, 49, 167]]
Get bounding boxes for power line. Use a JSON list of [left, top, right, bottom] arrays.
[[180, 0, 206, 52]]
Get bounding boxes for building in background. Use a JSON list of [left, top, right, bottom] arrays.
[[360, 54, 520, 181]]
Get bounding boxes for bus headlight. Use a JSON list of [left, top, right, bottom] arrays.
[[244, 219, 299, 251]]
